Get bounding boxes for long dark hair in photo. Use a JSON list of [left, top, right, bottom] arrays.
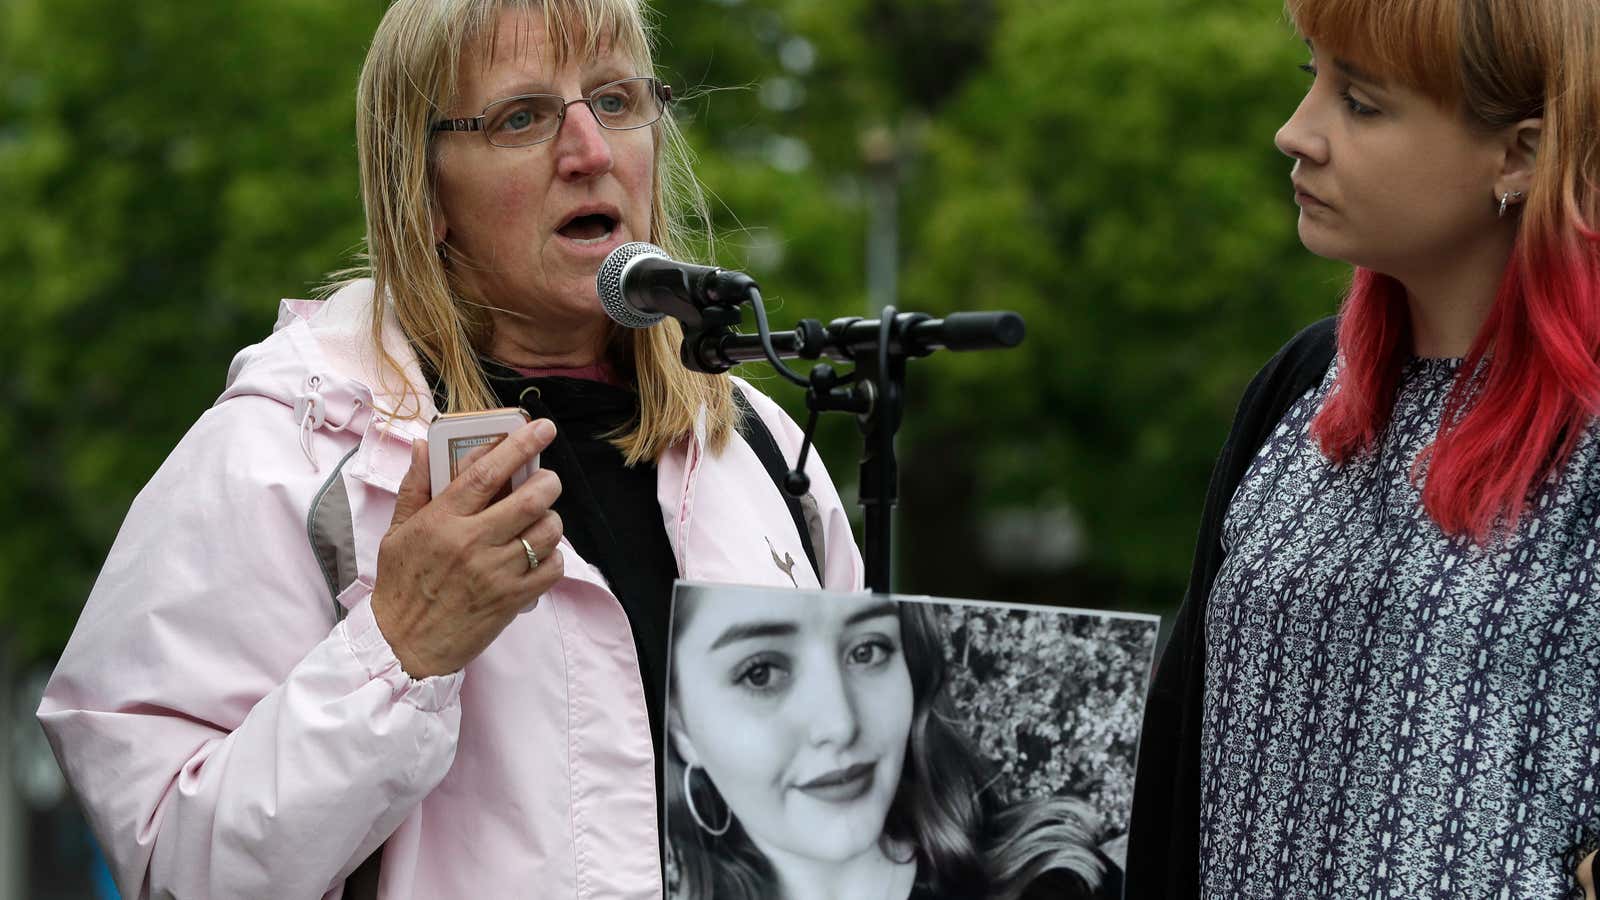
[[666, 602, 1111, 899]]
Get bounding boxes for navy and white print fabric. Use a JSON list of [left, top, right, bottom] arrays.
[[1199, 357, 1600, 899]]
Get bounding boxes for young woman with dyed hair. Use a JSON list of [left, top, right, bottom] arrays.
[[1127, 0, 1600, 897]]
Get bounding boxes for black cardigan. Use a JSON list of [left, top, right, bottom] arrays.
[[1123, 317, 1338, 899]]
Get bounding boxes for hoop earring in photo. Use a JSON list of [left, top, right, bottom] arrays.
[[683, 763, 732, 836], [436, 241, 450, 268]]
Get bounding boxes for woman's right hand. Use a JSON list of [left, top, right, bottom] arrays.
[[370, 419, 564, 679]]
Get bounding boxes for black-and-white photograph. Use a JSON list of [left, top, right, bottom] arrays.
[[663, 582, 1158, 900]]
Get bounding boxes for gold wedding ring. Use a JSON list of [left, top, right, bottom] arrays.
[[520, 537, 540, 572]]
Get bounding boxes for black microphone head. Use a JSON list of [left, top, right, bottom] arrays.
[[597, 241, 668, 328]]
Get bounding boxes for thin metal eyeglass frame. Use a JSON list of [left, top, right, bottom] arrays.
[[431, 76, 672, 148]]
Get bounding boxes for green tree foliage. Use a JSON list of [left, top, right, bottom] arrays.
[[1, 0, 1349, 661], [893, 0, 1346, 610], [0, 0, 374, 661]]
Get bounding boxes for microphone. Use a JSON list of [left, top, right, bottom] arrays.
[[596, 242, 759, 329]]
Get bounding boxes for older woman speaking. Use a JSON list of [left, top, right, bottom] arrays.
[[36, 1, 862, 897]]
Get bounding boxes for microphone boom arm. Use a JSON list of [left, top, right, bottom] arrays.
[[678, 301, 1026, 594], [686, 309, 1026, 371]]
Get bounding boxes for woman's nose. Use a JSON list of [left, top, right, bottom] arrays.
[[554, 102, 614, 180], [803, 662, 860, 748], [1274, 90, 1329, 165]]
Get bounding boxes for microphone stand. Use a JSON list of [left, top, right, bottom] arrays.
[[677, 290, 1025, 594]]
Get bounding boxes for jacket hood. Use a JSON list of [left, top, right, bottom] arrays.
[[226, 279, 433, 417], [217, 279, 434, 480]]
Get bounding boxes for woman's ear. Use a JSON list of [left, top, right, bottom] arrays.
[[430, 194, 448, 246], [667, 706, 698, 767], [1494, 117, 1542, 203]]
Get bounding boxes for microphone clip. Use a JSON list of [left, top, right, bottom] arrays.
[[694, 269, 759, 307], [783, 363, 872, 498], [678, 304, 746, 373]]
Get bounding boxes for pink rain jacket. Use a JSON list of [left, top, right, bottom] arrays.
[[38, 280, 864, 899]]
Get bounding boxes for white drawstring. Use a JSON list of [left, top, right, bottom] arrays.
[[294, 375, 327, 471]]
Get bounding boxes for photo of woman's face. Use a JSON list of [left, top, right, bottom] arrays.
[[670, 592, 914, 864]]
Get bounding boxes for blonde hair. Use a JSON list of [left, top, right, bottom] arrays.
[[342, 0, 735, 463]]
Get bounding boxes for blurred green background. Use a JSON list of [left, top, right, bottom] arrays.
[[0, 0, 1348, 668]]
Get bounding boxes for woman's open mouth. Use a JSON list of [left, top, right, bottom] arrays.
[[556, 211, 618, 246], [794, 762, 875, 804]]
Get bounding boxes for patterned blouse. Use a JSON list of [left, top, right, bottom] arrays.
[[1199, 357, 1600, 899]]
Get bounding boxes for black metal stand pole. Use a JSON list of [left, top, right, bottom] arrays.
[[852, 308, 904, 594]]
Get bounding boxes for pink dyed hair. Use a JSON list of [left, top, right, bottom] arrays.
[[1291, 0, 1600, 540]]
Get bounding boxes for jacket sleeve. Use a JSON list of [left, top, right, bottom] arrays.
[[37, 395, 463, 900], [732, 379, 866, 593]]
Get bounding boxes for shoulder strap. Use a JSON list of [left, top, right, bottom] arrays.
[[734, 389, 822, 582], [343, 852, 382, 900]]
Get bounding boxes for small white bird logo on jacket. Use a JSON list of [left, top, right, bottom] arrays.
[[765, 536, 797, 588]]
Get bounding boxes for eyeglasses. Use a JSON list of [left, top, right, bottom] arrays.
[[432, 76, 672, 148]]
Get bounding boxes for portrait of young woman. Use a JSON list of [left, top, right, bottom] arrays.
[[1128, 0, 1600, 897], [664, 585, 1128, 900]]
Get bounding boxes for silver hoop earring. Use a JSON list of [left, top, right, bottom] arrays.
[[1498, 190, 1525, 219], [436, 242, 450, 267], [683, 763, 732, 836]]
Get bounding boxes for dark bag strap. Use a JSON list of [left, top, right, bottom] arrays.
[[343, 851, 381, 900], [734, 389, 822, 581]]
